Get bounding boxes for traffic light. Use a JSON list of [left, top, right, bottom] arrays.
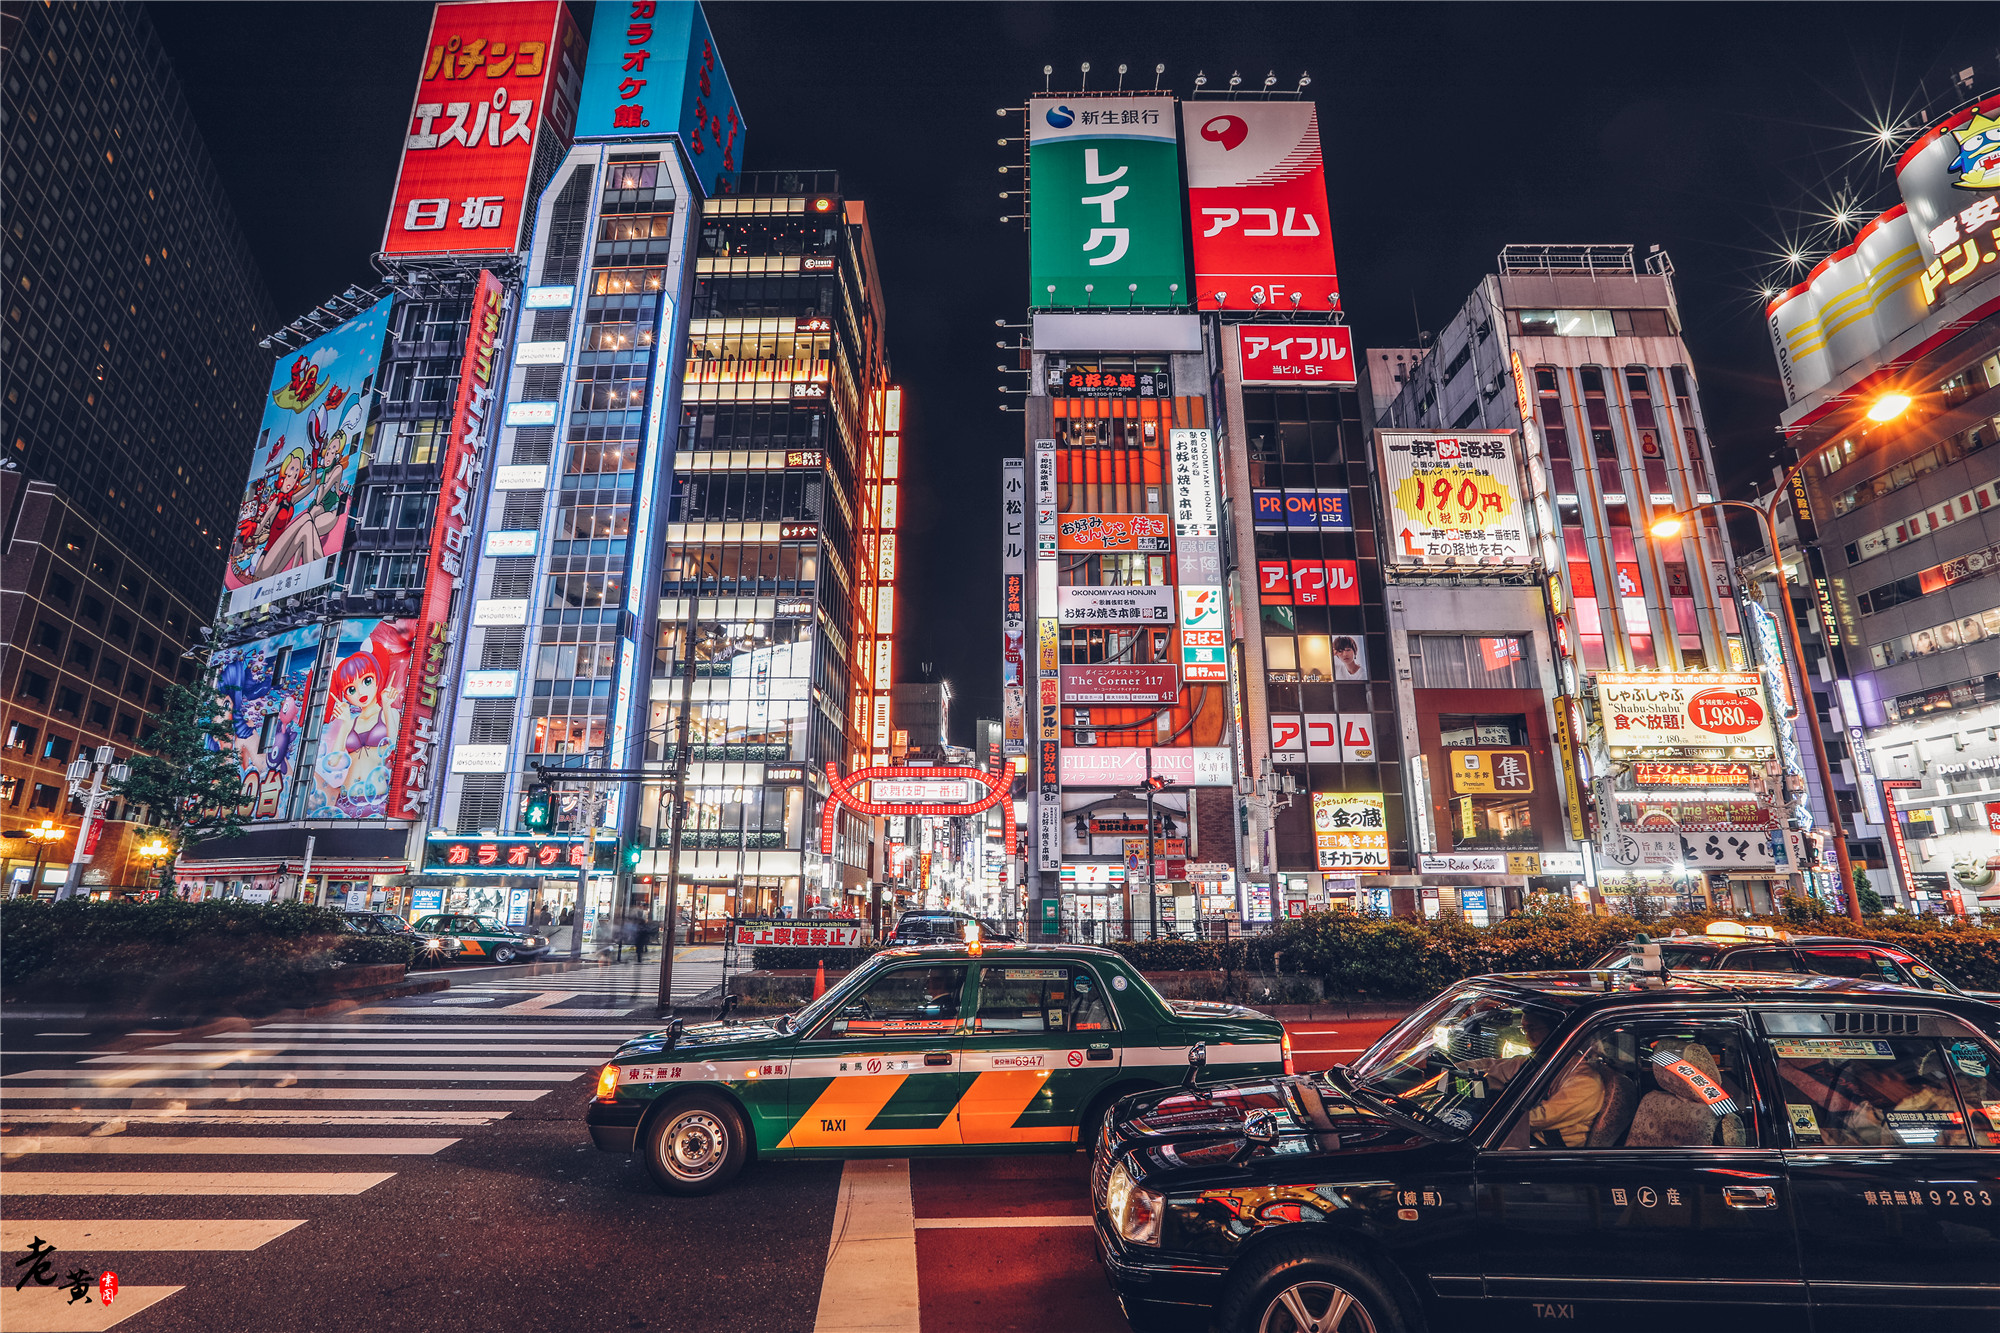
[[523, 785, 553, 833], [624, 842, 642, 870]]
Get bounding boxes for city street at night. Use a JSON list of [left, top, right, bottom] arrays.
[[5, 1, 2000, 1330]]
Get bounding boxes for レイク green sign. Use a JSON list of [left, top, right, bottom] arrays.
[[1028, 97, 1188, 308]]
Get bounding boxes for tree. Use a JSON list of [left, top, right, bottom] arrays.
[[113, 679, 248, 893], [1853, 866, 1884, 916]]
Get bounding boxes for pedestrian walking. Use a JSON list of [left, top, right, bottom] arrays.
[[633, 917, 651, 964]]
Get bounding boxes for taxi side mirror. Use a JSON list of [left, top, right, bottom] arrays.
[[1182, 1041, 1207, 1090]]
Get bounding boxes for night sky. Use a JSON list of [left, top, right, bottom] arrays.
[[150, 2, 1993, 743]]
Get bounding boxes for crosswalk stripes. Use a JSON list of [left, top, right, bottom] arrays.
[[0, 1011, 645, 1331]]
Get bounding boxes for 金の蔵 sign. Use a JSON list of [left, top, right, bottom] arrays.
[[1313, 792, 1389, 873]]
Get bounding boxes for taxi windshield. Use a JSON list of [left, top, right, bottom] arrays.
[[786, 953, 891, 1032], [1590, 944, 1719, 971], [1341, 984, 1573, 1129]]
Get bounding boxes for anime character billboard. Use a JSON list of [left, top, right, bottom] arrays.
[[209, 625, 322, 820], [224, 297, 395, 614], [306, 618, 416, 820]]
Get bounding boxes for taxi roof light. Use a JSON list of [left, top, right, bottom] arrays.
[[1705, 920, 1784, 941]]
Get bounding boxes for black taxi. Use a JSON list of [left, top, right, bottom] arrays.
[[1093, 969, 2000, 1333], [1589, 920, 1989, 997]]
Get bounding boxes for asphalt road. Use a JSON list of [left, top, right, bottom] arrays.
[[0, 979, 1401, 1333]]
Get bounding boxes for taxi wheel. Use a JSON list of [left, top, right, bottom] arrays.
[[493, 945, 516, 964], [1217, 1241, 1408, 1333], [642, 1091, 747, 1195]]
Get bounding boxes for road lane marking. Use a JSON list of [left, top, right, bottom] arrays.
[[5, 1069, 577, 1082], [150, 1042, 618, 1053], [0, 1283, 181, 1330], [912, 1215, 1093, 1229], [0, 1218, 306, 1250], [814, 1158, 919, 1333], [354, 1005, 647, 1015], [2, 1110, 507, 1126], [0, 1136, 458, 1156], [79, 1055, 598, 1066], [1, 1172, 396, 1195]]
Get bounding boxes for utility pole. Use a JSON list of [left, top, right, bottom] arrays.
[[655, 592, 701, 1017]]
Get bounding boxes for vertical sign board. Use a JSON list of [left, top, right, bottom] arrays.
[[1028, 97, 1188, 307], [574, 0, 745, 198], [395, 271, 505, 822], [383, 1, 584, 255], [1172, 428, 1225, 683], [225, 299, 395, 615], [1002, 459, 1027, 755], [1184, 102, 1340, 311]]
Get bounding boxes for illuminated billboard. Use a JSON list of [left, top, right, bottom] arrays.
[[224, 296, 394, 615], [1313, 792, 1388, 873], [1184, 102, 1340, 311], [1595, 672, 1778, 758], [210, 625, 322, 820], [1374, 430, 1531, 568], [1028, 96, 1187, 307], [575, 0, 744, 198], [382, 0, 584, 256], [308, 618, 417, 820]]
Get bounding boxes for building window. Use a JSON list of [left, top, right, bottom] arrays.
[[42, 734, 72, 762], [30, 784, 60, 811], [80, 595, 105, 624], [34, 622, 61, 652], [371, 417, 446, 466], [4, 723, 37, 753], [114, 712, 137, 738], [19, 672, 51, 702], [1409, 635, 1538, 689], [385, 358, 459, 405], [55, 687, 82, 716], [87, 701, 111, 728]]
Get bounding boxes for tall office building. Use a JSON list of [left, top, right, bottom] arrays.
[[1375, 246, 1815, 915], [1, 0, 273, 893], [172, 0, 585, 905], [1765, 89, 2000, 915]]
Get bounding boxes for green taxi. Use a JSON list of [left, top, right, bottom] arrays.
[[410, 912, 552, 965], [586, 943, 1290, 1194]]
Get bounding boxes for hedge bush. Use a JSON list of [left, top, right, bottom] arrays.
[[1101, 901, 2000, 1001], [749, 944, 887, 972], [0, 898, 407, 1007]]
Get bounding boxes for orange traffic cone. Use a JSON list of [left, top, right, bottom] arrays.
[[813, 959, 826, 998]]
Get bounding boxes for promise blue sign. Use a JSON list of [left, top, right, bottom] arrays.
[[1251, 489, 1352, 531], [576, 0, 744, 197]]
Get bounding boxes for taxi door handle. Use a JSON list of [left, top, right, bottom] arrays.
[[924, 1052, 952, 1066], [1087, 1048, 1113, 1061], [1722, 1185, 1777, 1209]]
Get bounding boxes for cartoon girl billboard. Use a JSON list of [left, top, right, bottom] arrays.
[[209, 625, 322, 819], [308, 620, 413, 820]]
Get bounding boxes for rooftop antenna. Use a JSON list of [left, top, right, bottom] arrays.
[[1154, 63, 1166, 90], [1080, 61, 1090, 91], [1117, 62, 1128, 90], [1042, 64, 1052, 92]]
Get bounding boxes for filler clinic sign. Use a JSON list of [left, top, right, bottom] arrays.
[[575, 0, 745, 198], [383, 1, 584, 256], [1028, 96, 1188, 307], [1184, 102, 1340, 312]]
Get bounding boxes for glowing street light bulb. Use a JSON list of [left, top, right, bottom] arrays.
[[1866, 392, 1912, 422], [1649, 514, 1686, 539]]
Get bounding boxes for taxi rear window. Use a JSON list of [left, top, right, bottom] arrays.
[[1762, 1012, 2000, 1149]]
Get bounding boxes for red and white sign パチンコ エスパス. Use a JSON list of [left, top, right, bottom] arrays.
[[383, 1, 583, 256], [1185, 102, 1340, 312]]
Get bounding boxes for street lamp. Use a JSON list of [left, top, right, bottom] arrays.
[[57, 745, 131, 901], [16, 820, 68, 897], [1864, 392, 1912, 423], [139, 835, 172, 897], [1650, 494, 1859, 922]]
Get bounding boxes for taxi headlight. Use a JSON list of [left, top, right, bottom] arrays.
[[595, 1063, 621, 1102], [1104, 1162, 1164, 1247]]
